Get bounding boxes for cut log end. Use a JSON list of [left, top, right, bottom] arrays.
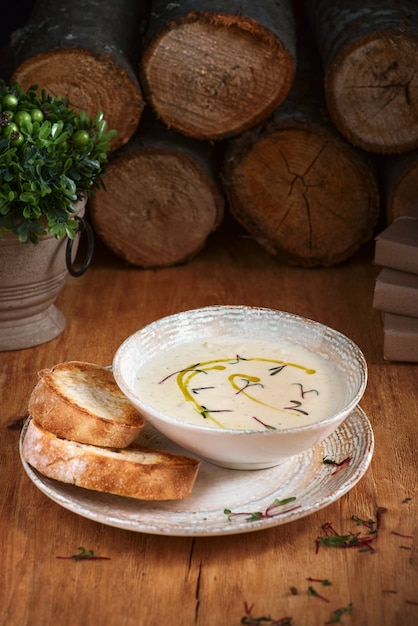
[[90, 149, 224, 268], [140, 13, 294, 140], [12, 49, 144, 151], [387, 161, 418, 223], [380, 150, 418, 224], [325, 31, 418, 154], [223, 125, 379, 268]]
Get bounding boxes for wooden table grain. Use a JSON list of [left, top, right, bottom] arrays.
[[1, 219, 417, 626]]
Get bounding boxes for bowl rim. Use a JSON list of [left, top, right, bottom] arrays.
[[112, 305, 368, 436]]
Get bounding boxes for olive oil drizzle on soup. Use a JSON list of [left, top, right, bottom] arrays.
[[134, 337, 346, 430]]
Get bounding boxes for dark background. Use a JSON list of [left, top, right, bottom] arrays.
[[0, 1, 35, 46], [0, 1, 36, 80]]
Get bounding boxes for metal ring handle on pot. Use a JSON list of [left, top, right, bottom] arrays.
[[66, 216, 95, 277]]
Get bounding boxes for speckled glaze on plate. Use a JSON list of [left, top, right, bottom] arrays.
[[19, 406, 373, 536]]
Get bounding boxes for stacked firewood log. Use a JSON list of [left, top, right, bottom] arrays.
[[8, 0, 418, 267]]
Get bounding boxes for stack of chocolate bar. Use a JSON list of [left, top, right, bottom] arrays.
[[373, 205, 418, 361]]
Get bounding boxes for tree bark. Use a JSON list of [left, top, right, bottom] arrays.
[[306, 0, 418, 153], [378, 150, 418, 223], [10, 0, 148, 151], [222, 3, 380, 268], [89, 112, 224, 268], [139, 0, 296, 140]]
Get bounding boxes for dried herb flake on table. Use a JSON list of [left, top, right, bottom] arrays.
[[56, 546, 111, 561]]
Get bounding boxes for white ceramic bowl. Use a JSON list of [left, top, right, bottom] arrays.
[[113, 306, 367, 470]]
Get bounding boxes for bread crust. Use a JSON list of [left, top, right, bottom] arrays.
[[28, 361, 144, 448], [22, 419, 200, 501]]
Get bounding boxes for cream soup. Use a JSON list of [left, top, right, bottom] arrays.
[[134, 336, 346, 430]]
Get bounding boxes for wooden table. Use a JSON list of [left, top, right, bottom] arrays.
[[2, 219, 417, 626]]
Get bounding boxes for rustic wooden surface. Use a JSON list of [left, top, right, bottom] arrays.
[[1, 218, 417, 626]]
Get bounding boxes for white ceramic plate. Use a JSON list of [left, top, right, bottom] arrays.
[[20, 406, 374, 536]]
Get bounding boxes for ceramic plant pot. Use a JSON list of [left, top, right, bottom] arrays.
[[0, 198, 91, 351]]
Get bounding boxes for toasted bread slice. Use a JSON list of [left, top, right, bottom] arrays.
[[22, 419, 200, 501], [28, 361, 144, 448]]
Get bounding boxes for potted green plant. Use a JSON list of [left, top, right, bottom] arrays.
[[0, 79, 116, 351]]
